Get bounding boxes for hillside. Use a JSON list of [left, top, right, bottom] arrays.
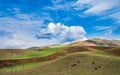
[[0, 47, 64, 60], [0, 38, 120, 75], [69, 38, 120, 46], [0, 46, 120, 75]]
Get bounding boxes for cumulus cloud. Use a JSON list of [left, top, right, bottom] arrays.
[[37, 22, 87, 43], [0, 22, 87, 48], [0, 13, 87, 48], [0, 11, 54, 48], [0, 32, 59, 48]]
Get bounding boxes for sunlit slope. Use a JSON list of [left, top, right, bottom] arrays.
[[0, 46, 120, 75], [0, 47, 64, 60], [69, 38, 120, 46], [0, 46, 92, 68], [25, 53, 119, 75]]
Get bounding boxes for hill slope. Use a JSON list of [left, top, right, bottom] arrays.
[[69, 38, 120, 46], [0, 46, 120, 75]]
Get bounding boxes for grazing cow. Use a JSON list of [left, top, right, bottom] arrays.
[[77, 61, 80, 63], [71, 64, 77, 67], [94, 67, 97, 70], [92, 62, 95, 64], [71, 65, 74, 67], [74, 64, 76, 66]]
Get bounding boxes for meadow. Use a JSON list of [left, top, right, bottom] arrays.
[[0, 46, 120, 75]]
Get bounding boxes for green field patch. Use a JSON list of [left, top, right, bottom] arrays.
[[0, 61, 45, 72], [16, 47, 64, 59], [0, 47, 65, 60], [1, 52, 119, 75]]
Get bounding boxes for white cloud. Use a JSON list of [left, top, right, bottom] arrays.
[[73, 0, 120, 25], [109, 12, 120, 24], [94, 26, 115, 30], [74, 0, 120, 15], [43, 0, 74, 10], [0, 21, 86, 49], [84, 2, 114, 14], [52, 0, 62, 4], [94, 26, 116, 36], [104, 30, 113, 35], [0, 32, 58, 48], [38, 22, 87, 43], [0, 17, 43, 34], [0, 11, 54, 48], [0, 14, 87, 48], [0, 11, 53, 34]]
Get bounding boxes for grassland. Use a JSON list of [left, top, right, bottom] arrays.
[[0, 47, 64, 60], [0, 46, 120, 75]]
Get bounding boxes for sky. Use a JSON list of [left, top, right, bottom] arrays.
[[0, 0, 120, 48]]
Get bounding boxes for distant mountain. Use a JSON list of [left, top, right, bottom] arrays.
[[28, 44, 66, 49], [28, 38, 120, 49], [69, 38, 120, 46]]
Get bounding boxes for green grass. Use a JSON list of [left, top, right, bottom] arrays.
[[0, 62, 43, 72], [0, 47, 65, 73], [91, 48, 120, 58], [1, 51, 119, 75], [0, 46, 120, 75], [16, 47, 64, 59], [0, 47, 65, 60]]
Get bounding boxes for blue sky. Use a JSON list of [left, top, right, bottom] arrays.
[[0, 0, 120, 48]]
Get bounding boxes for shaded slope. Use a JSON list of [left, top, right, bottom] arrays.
[[89, 46, 120, 56], [110, 47, 120, 56], [89, 38, 120, 46], [89, 46, 115, 50]]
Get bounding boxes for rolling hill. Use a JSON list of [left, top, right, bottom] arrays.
[[0, 38, 120, 75], [0, 46, 120, 75], [69, 38, 120, 46]]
